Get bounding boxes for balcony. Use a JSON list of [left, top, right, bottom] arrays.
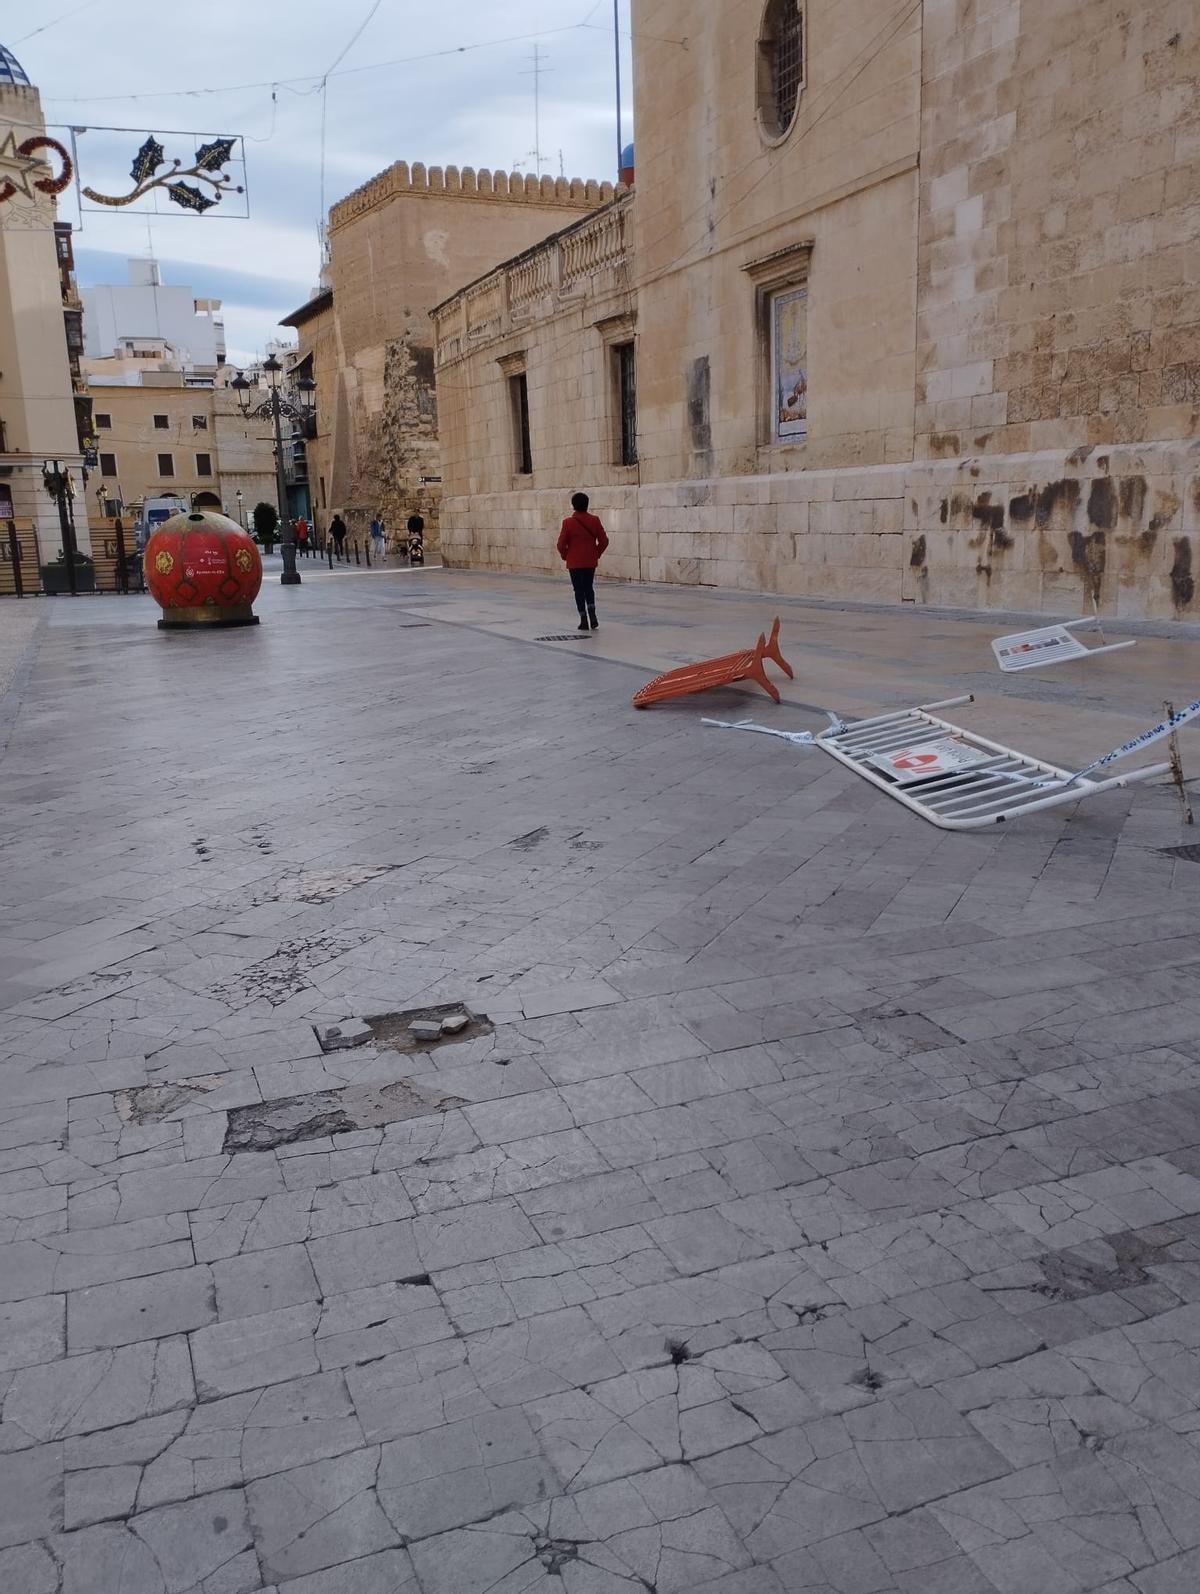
[[433, 191, 632, 367]]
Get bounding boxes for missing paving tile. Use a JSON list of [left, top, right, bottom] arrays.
[[1159, 843, 1200, 864], [222, 1078, 464, 1153], [398, 1272, 432, 1287], [116, 1077, 222, 1124], [364, 1004, 494, 1054], [666, 1339, 692, 1365]]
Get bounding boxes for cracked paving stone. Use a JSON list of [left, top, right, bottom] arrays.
[[55, 1488, 257, 1594], [133, 1371, 367, 1508], [68, 1264, 217, 1352], [261, 1547, 420, 1593], [3, 1336, 194, 1443], [247, 1446, 400, 1582], [376, 1408, 559, 1539], [313, 1279, 454, 1369], [0, 1294, 65, 1371], [190, 1303, 322, 1399], [0, 1442, 62, 1549], [307, 1220, 422, 1296], [409, 1463, 752, 1593]]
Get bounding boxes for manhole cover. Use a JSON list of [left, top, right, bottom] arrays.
[[534, 634, 594, 642], [223, 1078, 464, 1153], [1159, 844, 1200, 863]]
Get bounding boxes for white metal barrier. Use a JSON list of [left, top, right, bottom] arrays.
[[817, 696, 1170, 830], [991, 618, 1135, 672]]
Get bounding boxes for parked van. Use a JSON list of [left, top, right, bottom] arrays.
[[137, 495, 188, 548]]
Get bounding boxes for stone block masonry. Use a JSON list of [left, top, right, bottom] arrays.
[[294, 159, 612, 552], [431, 0, 1200, 619], [442, 439, 1200, 620]]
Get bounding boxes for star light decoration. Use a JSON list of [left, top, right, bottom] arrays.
[[0, 131, 72, 206], [82, 133, 243, 213]]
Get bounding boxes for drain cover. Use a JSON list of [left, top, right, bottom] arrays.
[[1159, 844, 1200, 863], [535, 634, 594, 642]]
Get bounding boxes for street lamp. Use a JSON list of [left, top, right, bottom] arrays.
[[235, 488, 244, 529], [42, 459, 80, 596], [231, 358, 315, 587]]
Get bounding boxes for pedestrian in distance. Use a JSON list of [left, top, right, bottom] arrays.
[[557, 491, 608, 631], [407, 513, 424, 567], [329, 513, 347, 560], [370, 514, 386, 560]]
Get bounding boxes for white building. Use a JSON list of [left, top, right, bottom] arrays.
[[82, 259, 226, 370]]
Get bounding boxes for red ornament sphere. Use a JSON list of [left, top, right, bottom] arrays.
[[144, 509, 263, 628]]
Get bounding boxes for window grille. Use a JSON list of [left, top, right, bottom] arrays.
[[760, 1, 804, 138], [616, 343, 637, 466]]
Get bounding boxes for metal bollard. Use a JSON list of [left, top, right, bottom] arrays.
[[327, 541, 334, 569], [114, 517, 128, 594], [353, 540, 361, 566], [7, 519, 23, 598], [364, 536, 371, 568]]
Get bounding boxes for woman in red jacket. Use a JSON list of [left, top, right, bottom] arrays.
[[556, 491, 609, 631]]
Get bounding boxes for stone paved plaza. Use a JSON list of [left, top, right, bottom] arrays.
[[4, 564, 1200, 1594]]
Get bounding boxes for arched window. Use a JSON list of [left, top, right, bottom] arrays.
[[757, 0, 805, 142]]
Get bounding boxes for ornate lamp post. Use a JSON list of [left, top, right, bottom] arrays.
[[230, 357, 315, 587], [235, 488, 244, 529], [42, 459, 79, 596]]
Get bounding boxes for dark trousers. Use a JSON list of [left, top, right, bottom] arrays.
[[569, 566, 596, 615]]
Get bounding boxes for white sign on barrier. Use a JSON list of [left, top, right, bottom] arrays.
[[869, 737, 993, 785], [993, 626, 1088, 670], [991, 618, 1135, 673]]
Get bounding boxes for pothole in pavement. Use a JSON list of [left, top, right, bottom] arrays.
[[222, 1078, 465, 1153], [359, 1003, 494, 1054]]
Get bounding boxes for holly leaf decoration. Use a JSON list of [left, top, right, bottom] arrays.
[[194, 137, 236, 173], [130, 136, 164, 184], [167, 182, 216, 213]]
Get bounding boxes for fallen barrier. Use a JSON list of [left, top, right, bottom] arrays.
[[816, 696, 1171, 829], [991, 618, 1135, 672], [633, 617, 793, 708]]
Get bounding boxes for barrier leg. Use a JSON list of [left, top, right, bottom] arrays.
[[746, 639, 782, 704], [763, 617, 794, 680]]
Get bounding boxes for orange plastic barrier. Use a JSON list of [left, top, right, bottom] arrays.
[[633, 617, 794, 708]]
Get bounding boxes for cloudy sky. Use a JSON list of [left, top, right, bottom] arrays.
[[17, 0, 633, 363]]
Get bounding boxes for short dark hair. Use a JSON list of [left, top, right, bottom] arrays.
[[571, 492, 589, 511]]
